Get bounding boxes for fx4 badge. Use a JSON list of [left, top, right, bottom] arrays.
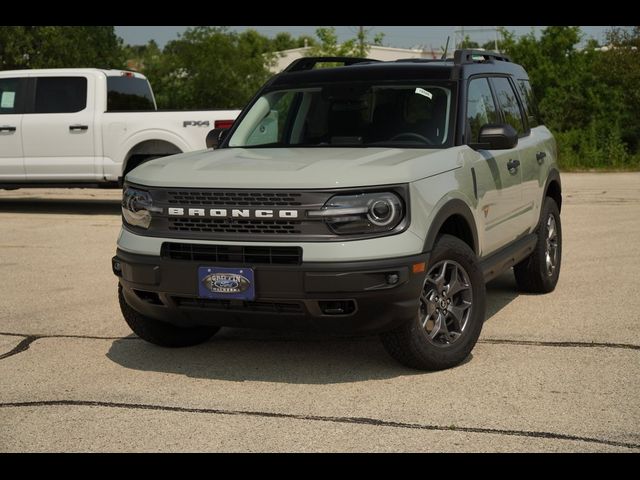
[[183, 120, 210, 128]]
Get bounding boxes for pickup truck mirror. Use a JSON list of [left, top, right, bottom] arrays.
[[206, 128, 230, 149], [470, 123, 518, 150]]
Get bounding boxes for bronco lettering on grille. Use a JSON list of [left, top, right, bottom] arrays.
[[166, 207, 299, 219]]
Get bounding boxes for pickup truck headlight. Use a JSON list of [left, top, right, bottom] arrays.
[[122, 186, 158, 229], [310, 192, 405, 235]]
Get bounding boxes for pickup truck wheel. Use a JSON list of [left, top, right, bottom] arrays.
[[514, 197, 562, 293], [380, 235, 486, 371], [118, 285, 220, 347]]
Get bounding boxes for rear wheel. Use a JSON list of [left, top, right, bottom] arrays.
[[118, 285, 220, 347], [380, 235, 486, 371], [514, 197, 562, 293]]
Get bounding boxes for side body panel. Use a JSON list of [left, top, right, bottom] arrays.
[[21, 72, 99, 180], [101, 109, 240, 181]]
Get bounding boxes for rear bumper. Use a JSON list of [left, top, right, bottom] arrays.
[[113, 248, 428, 335]]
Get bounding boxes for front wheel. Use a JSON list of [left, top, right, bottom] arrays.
[[380, 235, 486, 371]]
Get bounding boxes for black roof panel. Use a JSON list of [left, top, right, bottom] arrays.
[[270, 50, 529, 88]]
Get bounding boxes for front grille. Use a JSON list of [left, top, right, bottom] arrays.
[[162, 242, 303, 265], [172, 297, 304, 314], [143, 187, 332, 240], [167, 190, 302, 207], [168, 218, 301, 234], [128, 184, 409, 242]]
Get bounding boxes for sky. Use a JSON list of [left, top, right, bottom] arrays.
[[115, 26, 613, 50]]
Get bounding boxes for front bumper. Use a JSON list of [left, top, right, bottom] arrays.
[[113, 248, 429, 335]]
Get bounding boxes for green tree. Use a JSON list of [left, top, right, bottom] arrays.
[[595, 27, 640, 152], [500, 26, 638, 169], [270, 32, 316, 51], [142, 26, 274, 110], [0, 26, 125, 69], [459, 35, 479, 49], [123, 40, 162, 72], [306, 27, 384, 58]]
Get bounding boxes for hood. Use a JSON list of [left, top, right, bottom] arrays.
[[126, 147, 463, 189]]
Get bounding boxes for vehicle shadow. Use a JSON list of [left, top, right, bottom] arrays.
[[106, 329, 462, 384], [0, 196, 121, 215], [106, 268, 513, 386], [484, 270, 520, 321]]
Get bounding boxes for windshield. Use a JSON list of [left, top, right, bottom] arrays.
[[228, 82, 454, 148]]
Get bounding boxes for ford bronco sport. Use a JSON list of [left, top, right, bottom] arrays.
[[113, 50, 562, 370]]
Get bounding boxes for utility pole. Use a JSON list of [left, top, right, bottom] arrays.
[[359, 26, 364, 56]]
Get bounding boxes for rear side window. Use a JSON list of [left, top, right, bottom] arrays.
[[466, 78, 500, 143], [0, 78, 23, 115], [34, 77, 87, 114], [491, 77, 525, 135], [107, 77, 155, 111], [517, 79, 540, 128]]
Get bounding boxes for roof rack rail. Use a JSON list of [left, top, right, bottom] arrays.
[[453, 49, 511, 65], [394, 58, 452, 63], [284, 56, 380, 73]]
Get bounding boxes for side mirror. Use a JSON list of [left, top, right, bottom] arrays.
[[472, 123, 518, 150], [206, 128, 230, 149]]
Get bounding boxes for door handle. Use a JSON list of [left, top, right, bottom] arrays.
[[0, 125, 17, 132], [536, 151, 547, 164], [69, 124, 89, 131], [507, 159, 520, 174]]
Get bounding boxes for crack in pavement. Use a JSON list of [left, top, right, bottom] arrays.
[[479, 338, 640, 350], [0, 336, 39, 360], [1, 399, 638, 450], [0, 331, 639, 360]]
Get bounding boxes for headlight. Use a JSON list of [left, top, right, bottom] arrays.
[[122, 186, 158, 229], [309, 192, 405, 235]]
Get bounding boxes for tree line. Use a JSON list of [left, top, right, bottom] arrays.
[[1, 26, 638, 170]]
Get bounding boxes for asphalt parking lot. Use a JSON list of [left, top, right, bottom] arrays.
[[0, 172, 639, 452]]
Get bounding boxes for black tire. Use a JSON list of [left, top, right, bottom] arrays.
[[118, 285, 220, 347], [380, 235, 486, 371], [514, 197, 562, 293]]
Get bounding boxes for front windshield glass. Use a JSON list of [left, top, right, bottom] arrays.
[[228, 82, 454, 148]]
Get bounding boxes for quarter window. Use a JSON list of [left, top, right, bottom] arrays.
[[466, 78, 500, 143], [517, 79, 540, 128], [33, 77, 87, 114], [491, 77, 525, 135]]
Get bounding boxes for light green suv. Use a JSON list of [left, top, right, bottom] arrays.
[[113, 50, 562, 371]]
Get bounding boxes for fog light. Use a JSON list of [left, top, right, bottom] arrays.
[[386, 273, 399, 285], [112, 257, 122, 277]]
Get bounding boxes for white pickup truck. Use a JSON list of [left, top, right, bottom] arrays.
[[0, 68, 240, 188]]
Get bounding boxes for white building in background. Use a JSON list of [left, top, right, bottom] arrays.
[[272, 45, 445, 73]]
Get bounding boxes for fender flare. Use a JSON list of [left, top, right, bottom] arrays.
[[543, 168, 562, 210], [423, 199, 479, 255], [118, 130, 192, 166]]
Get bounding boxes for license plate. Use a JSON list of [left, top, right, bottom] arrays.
[[198, 267, 255, 301]]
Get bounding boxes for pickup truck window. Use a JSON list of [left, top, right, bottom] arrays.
[[0, 78, 23, 114], [229, 82, 454, 149], [34, 77, 87, 114], [107, 77, 155, 112]]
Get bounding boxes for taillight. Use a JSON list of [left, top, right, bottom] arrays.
[[214, 119, 234, 129]]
